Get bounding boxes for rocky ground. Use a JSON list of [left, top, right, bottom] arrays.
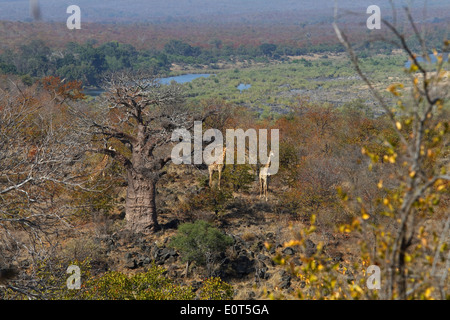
[[65, 163, 361, 300]]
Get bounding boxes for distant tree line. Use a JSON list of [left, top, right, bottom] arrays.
[[0, 36, 411, 87], [0, 40, 171, 87], [0, 38, 352, 87]]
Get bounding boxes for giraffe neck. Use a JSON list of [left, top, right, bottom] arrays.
[[219, 148, 226, 165], [265, 154, 272, 168], [92, 155, 108, 177]]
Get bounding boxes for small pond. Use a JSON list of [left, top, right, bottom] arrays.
[[237, 83, 251, 92]]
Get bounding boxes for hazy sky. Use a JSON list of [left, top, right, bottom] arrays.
[[0, 0, 444, 23]]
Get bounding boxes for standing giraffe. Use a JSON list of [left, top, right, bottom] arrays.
[[208, 147, 226, 190], [89, 147, 115, 181], [259, 151, 274, 201], [89, 154, 109, 181]]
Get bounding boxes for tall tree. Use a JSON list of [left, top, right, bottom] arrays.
[[84, 72, 204, 233]]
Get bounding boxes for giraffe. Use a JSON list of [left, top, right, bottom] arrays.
[[89, 153, 110, 181], [208, 147, 226, 190], [259, 151, 274, 201]]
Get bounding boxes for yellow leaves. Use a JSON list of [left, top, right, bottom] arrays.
[[423, 287, 434, 300], [420, 238, 428, 247], [362, 146, 381, 164], [361, 147, 366, 155], [339, 224, 352, 234], [349, 284, 364, 299], [383, 153, 397, 164], [404, 254, 412, 263], [316, 242, 324, 252], [409, 171, 416, 178], [409, 64, 419, 72], [309, 274, 318, 283], [283, 240, 302, 247], [435, 99, 444, 110], [387, 83, 404, 96], [337, 186, 349, 201], [330, 279, 337, 289], [381, 197, 395, 212], [418, 226, 427, 247], [362, 212, 370, 220], [273, 255, 286, 266], [438, 71, 447, 80], [377, 180, 383, 189], [332, 291, 341, 299], [395, 121, 402, 130], [432, 49, 443, 64], [361, 259, 371, 268]]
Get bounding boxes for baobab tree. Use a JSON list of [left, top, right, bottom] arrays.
[[84, 72, 208, 233]]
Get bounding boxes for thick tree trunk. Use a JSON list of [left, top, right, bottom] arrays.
[[125, 171, 160, 233]]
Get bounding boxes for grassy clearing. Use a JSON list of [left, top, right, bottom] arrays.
[[183, 53, 409, 117]]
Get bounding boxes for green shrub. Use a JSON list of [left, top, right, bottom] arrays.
[[170, 220, 233, 275]]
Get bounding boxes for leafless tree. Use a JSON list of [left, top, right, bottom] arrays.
[[0, 80, 89, 298], [333, 1, 449, 299]]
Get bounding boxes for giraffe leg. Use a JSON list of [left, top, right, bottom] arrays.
[[259, 176, 263, 198], [262, 181, 264, 200], [263, 181, 266, 200], [209, 169, 213, 188]]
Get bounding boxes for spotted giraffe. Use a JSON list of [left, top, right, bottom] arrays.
[[259, 151, 274, 201], [208, 147, 226, 190], [89, 154, 110, 181]]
